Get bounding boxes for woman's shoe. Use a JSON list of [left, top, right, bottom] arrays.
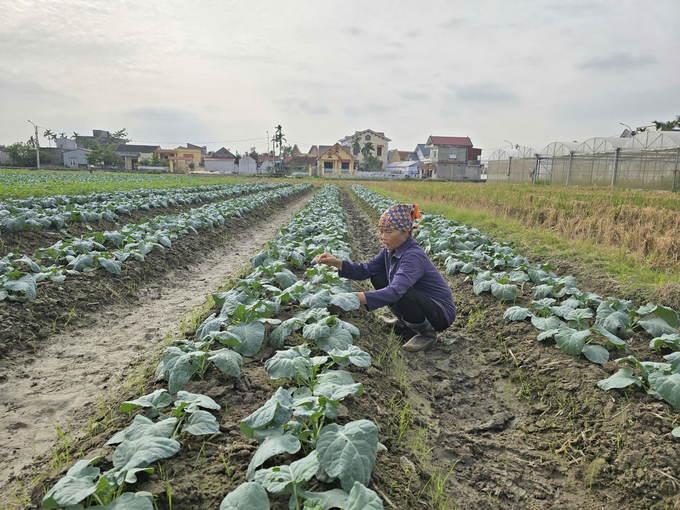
[[401, 318, 437, 352]]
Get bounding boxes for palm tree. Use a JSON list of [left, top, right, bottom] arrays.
[[43, 129, 54, 147], [351, 136, 361, 157], [273, 125, 286, 172], [361, 142, 374, 160], [71, 132, 80, 140]]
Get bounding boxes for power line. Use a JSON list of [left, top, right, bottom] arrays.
[[128, 137, 269, 145]]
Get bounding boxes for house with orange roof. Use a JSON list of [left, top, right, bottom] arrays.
[[338, 129, 390, 169], [388, 150, 412, 164]]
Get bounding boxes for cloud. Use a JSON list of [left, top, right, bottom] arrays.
[[348, 27, 362, 35], [405, 30, 419, 38], [286, 98, 330, 116], [577, 52, 656, 71], [451, 82, 519, 103], [401, 92, 429, 102], [124, 107, 215, 143], [0, 78, 80, 104], [344, 103, 391, 117], [439, 18, 465, 30]]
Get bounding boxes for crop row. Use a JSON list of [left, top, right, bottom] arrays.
[[1, 184, 310, 302], [0, 170, 236, 199], [0, 181, 286, 232], [349, 184, 680, 434], [40, 185, 386, 509]]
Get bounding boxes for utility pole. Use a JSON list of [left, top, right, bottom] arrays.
[[28, 120, 40, 170]]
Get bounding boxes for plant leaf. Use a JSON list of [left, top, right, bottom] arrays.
[[639, 318, 678, 338], [3, 274, 38, 300], [209, 349, 243, 378], [174, 391, 221, 413], [555, 328, 589, 355], [597, 368, 642, 390], [648, 372, 680, 408], [591, 325, 630, 350], [112, 436, 181, 484], [346, 482, 384, 510], [182, 410, 219, 436], [265, 347, 311, 379], [246, 433, 302, 480], [99, 257, 122, 275], [317, 420, 379, 492], [220, 482, 270, 510], [105, 415, 177, 446], [531, 316, 563, 331], [503, 306, 531, 322], [226, 321, 266, 357], [120, 389, 171, 413], [327, 345, 371, 368], [581, 344, 609, 364], [491, 282, 516, 301], [241, 387, 295, 439], [96, 492, 154, 510], [42, 458, 101, 509], [317, 326, 353, 353], [329, 292, 361, 311], [162, 347, 205, 394]]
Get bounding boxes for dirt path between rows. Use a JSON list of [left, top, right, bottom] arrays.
[[0, 191, 312, 504]]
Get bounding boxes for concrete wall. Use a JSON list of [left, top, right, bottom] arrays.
[[238, 156, 257, 174], [0, 150, 12, 165], [63, 150, 90, 168], [205, 159, 235, 173]]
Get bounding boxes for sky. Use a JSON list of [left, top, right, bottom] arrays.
[[1, 0, 679, 158]]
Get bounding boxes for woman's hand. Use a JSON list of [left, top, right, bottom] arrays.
[[315, 252, 342, 270], [357, 292, 367, 306]]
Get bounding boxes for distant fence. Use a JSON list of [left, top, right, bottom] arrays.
[[487, 133, 680, 190]]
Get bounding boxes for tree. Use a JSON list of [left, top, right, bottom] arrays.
[[111, 128, 131, 142], [351, 136, 362, 157], [272, 125, 286, 172], [4, 141, 52, 166], [234, 150, 242, 163], [651, 115, 679, 131], [43, 129, 55, 147], [248, 146, 258, 159], [361, 142, 375, 160], [281, 145, 294, 158], [86, 142, 123, 166], [71, 132, 79, 140], [80, 138, 100, 150], [360, 154, 383, 172]]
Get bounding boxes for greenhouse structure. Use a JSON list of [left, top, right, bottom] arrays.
[[486, 131, 680, 190]]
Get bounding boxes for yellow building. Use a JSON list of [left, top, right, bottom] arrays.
[[318, 143, 356, 177], [154, 147, 203, 173]]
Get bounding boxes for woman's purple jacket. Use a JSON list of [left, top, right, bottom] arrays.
[[338, 236, 456, 327]]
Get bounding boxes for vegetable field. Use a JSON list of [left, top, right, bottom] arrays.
[[2, 173, 680, 510]]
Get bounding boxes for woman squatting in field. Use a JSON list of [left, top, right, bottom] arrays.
[[316, 204, 456, 352]]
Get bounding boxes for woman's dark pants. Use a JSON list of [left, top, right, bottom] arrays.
[[370, 273, 449, 332]]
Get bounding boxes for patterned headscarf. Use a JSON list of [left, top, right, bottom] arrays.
[[378, 204, 421, 231]]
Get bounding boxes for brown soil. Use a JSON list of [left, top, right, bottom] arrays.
[[0, 188, 314, 359], [6, 185, 680, 510]]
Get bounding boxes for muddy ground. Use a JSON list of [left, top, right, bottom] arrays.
[[0, 189, 314, 505], [0, 187, 313, 358], [5, 186, 680, 509]]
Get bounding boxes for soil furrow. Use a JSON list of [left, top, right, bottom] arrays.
[[0, 188, 313, 358], [0, 191, 313, 504]]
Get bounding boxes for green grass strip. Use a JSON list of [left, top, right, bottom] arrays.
[[0, 169, 249, 199], [364, 184, 680, 297]]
